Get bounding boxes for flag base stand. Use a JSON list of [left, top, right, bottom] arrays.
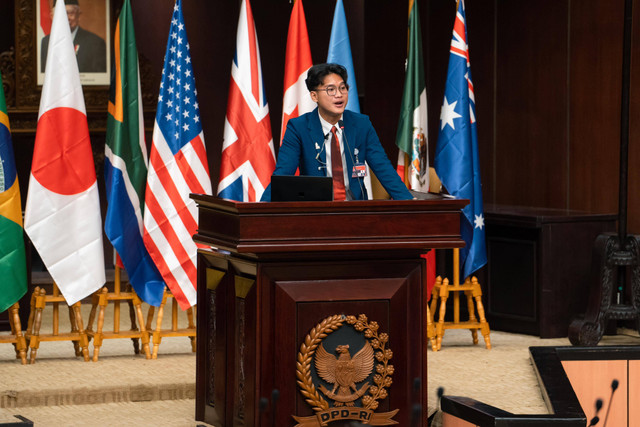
[[568, 233, 640, 345], [426, 304, 437, 351], [0, 303, 28, 364], [429, 249, 491, 351], [145, 289, 196, 359], [25, 284, 90, 364], [85, 266, 150, 361]]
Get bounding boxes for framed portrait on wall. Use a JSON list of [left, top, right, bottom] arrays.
[[36, 0, 110, 86]]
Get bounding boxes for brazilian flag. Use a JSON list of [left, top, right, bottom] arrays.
[[0, 70, 27, 312]]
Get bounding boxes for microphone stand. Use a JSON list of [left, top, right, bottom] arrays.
[[339, 120, 367, 200]]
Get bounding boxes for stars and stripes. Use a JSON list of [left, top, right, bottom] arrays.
[[143, 0, 211, 309], [217, 0, 275, 202]]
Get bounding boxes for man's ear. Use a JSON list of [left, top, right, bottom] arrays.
[[309, 91, 318, 103]]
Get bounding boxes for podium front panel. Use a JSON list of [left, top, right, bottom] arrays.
[[192, 196, 466, 427], [196, 251, 427, 426]]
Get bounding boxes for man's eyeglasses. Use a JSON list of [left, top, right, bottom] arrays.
[[315, 84, 349, 97]]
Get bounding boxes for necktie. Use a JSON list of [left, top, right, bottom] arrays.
[[331, 126, 346, 201]]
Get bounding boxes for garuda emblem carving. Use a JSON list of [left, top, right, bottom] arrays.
[[293, 314, 398, 426], [315, 342, 374, 406]]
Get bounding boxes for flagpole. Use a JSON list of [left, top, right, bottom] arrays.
[[403, 0, 413, 187]]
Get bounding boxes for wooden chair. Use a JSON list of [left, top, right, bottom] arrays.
[[25, 284, 90, 363], [429, 249, 491, 351], [145, 288, 196, 359], [0, 302, 28, 364], [85, 267, 151, 361]]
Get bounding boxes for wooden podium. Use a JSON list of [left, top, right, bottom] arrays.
[[191, 195, 466, 427]]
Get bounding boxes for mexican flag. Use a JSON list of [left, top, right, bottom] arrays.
[[396, 0, 429, 193]]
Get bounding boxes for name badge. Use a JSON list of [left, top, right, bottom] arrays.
[[352, 163, 367, 178]]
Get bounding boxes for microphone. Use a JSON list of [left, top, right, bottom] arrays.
[[410, 377, 422, 427], [410, 404, 422, 426], [271, 389, 280, 427], [426, 386, 445, 426], [338, 120, 367, 200], [315, 140, 327, 171], [588, 398, 603, 426], [258, 396, 268, 416], [602, 379, 619, 427]]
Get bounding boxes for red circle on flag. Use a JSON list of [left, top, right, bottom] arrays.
[[32, 107, 97, 195]]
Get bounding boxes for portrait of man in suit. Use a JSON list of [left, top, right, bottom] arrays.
[[39, 0, 107, 74]]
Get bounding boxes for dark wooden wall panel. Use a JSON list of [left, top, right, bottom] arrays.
[[363, 0, 408, 151], [2, 0, 640, 262], [629, 0, 640, 234], [569, 0, 623, 215], [495, 0, 569, 209]]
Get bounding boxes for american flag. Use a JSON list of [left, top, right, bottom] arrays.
[[143, 0, 211, 309], [217, 0, 275, 202]]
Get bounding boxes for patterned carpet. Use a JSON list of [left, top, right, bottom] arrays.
[[1, 302, 639, 426]]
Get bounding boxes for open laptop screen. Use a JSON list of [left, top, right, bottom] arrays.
[[270, 175, 333, 202]]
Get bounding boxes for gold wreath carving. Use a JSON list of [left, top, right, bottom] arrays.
[[296, 313, 394, 413], [346, 314, 394, 410], [296, 314, 343, 411]]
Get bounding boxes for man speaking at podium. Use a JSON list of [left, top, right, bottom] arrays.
[[261, 63, 412, 201]]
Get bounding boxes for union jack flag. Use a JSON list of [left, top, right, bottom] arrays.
[[143, 0, 212, 309], [217, 0, 275, 202]]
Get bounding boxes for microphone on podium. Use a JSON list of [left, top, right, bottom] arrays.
[[270, 389, 280, 427], [602, 379, 619, 427], [258, 396, 268, 415], [587, 398, 603, 426], [410, 377, 422, 426]]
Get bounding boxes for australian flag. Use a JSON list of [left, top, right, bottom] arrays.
[[434, 0, 487, 279]]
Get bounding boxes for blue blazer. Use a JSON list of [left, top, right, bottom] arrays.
[[261, 108, 412, 201]]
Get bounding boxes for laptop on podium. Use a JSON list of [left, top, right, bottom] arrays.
[[270, 175, 333, 202]]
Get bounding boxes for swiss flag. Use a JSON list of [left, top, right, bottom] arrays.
[[280, 0, 315, 144], [24, 0, 105, 305]]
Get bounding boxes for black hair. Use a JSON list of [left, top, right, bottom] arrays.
[[305, 63, 349, 92]]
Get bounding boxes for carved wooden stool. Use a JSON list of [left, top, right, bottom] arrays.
[[85, 267, 150, 361], [429, 249, 491, 351], [145, 288, 196, 359], [0, 302, 28, 364], [25, 284, 90, 363]]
